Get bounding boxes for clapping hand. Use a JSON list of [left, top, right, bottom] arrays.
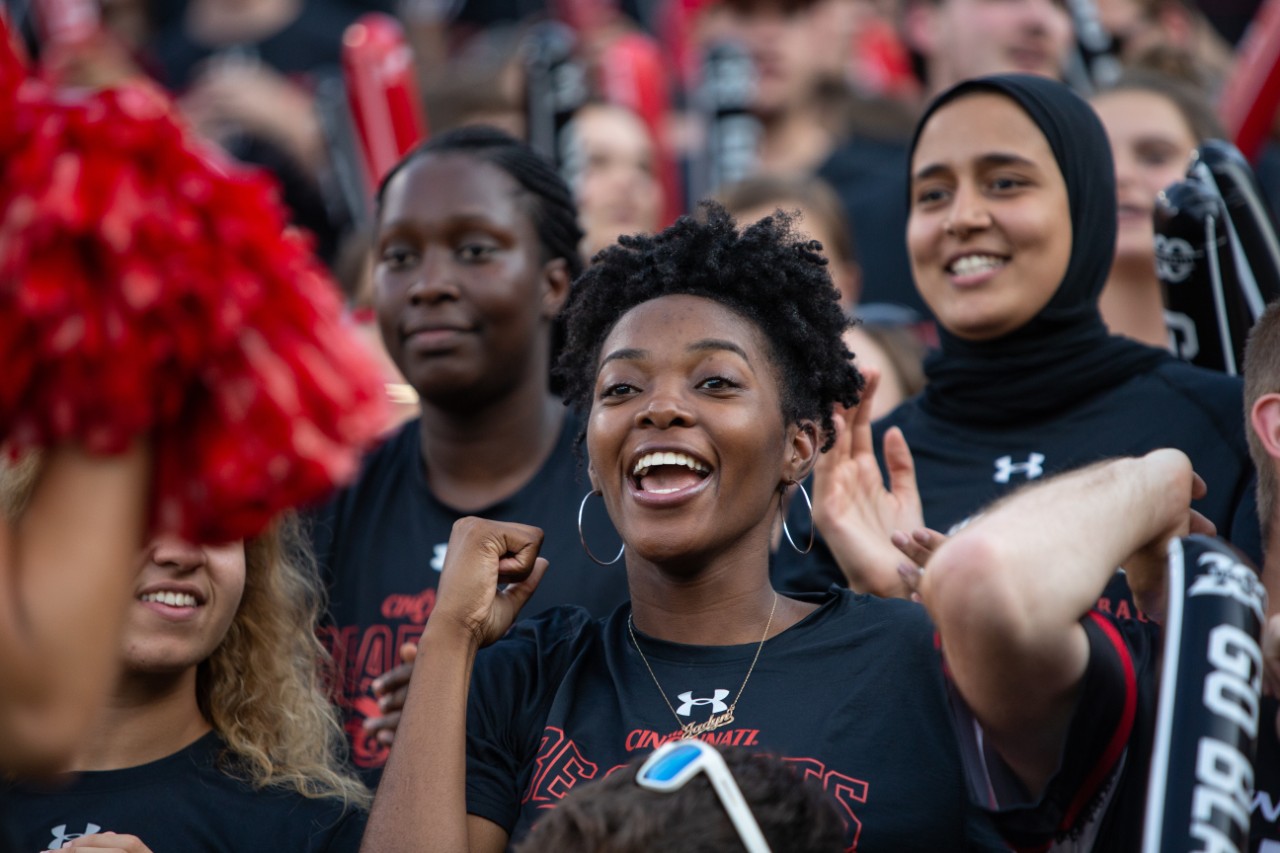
[[811, 370, 926, 598]]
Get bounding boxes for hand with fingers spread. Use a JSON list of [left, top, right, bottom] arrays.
[[811, 370, 925, 598], [430, 518, 550, 650], [366, 642, 418, 747], [65, 832, 154, 851]]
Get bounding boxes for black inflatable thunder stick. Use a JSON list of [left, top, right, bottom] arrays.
[[524, 21, 588, 173], [1143, 535, 1266, 853], [686, 40, 759, 209], [1158, 141, 1280, 375]]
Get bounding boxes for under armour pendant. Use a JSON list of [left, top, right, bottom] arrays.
[[1142, 535, 1265, 853]]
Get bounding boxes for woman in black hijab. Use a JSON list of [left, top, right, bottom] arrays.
[[783, 74, 1259, 601]]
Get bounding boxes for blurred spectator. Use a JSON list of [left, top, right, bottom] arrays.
[[150, 0, 360, 260], [901, 0, 1073, 97], [566, 102, 665, 258], [719, 173, 925, 420], [719, 173, 859, 306], [1093, 0, 1235, 88], [1091, 69, 1222, 349], [422, 25, 526, 136], [718, 0, 851, 175]]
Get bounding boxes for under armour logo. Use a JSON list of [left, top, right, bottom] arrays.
[[994, 453, 1045, 483], [430, 543, 447, 573], [676, 689, 730, 716], [48, 824, 102, 849]]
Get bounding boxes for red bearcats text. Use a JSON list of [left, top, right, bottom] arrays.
[[522, 728, 600, 808], [525, 727, 867, 851], [319, 594, 433, 769]]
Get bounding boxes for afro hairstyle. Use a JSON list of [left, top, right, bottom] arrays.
[[555, 201, 863, 450]]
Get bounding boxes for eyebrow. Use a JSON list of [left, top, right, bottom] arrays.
[[913, 152, 1040, 182], [599, 339, 752, 366]]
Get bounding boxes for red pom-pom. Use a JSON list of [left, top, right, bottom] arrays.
[[0, 47, 389, 543]]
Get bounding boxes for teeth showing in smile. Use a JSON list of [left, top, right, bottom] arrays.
[[948, 254, 1007, 276], [631, 452, 710, 494], [632, 452, 710, 478], [140, 591, 198, 608]]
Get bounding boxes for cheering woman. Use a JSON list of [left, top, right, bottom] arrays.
[[359, 204, 1003, 852], [790, 74, 1260, 599]]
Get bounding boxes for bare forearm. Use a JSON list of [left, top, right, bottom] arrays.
[[921, 451, 1195, 790], [361, 619, 482, 853], [0, 444, 149, 774], [926, 451, 1194, 640]]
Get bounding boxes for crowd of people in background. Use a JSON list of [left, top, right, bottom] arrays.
[[6, 0, 1280, 850]]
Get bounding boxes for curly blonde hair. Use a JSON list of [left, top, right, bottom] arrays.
[[198, 514, 371, 809], [0, 452, 367, 807]]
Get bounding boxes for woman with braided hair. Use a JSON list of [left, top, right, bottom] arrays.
[[359, 203, 1004, 852], [308, 127, 630, 779]]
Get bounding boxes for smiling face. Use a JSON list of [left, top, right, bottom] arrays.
[[586, 295, 813, 568], [907, 92, 1073, 341], [1092, 89, 1197, 268], [911, 0, 1073, 93], [123, 537, 245, 675], [374, 153, 568, 408]]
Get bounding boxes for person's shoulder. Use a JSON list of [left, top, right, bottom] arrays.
[[789, 587, 936, 645], [1142, 360, 1248, 439], [501, 604, 602, 646], [482, 604, 605, 667], [321, 420, 419, 504], [193, 735, 369, 849], [1147, 358, 1243, 397]]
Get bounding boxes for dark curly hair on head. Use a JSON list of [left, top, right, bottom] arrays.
[[513, 745, 846, 852], [555, 201, 863, 450], [375, 125, 584, 280]]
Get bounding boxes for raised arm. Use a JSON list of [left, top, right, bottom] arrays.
[[919, 449, 1205, 796], [361, 517, 549, 853], [0, 444, 150, 775]]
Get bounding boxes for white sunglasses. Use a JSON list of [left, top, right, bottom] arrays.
[[634, 739, 772, 853]]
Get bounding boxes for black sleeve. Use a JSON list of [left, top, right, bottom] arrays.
[[464, 607, 596, 832], [312, 806, 369, 853], [948, 611, 1158, 851]]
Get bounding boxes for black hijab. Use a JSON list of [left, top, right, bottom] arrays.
[[909, 74, 1172, 425]]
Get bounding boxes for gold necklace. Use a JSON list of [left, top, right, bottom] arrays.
[[627, 592, 779, 737]]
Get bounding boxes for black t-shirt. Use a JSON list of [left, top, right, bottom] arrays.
[[950, 611, 1159, 852], [464, 588, 1005, 850], [4, 732, 365, 852], [309, 414, 629, 774], [957, 611, 1280, 852], [775, 359, 1262, 595]]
